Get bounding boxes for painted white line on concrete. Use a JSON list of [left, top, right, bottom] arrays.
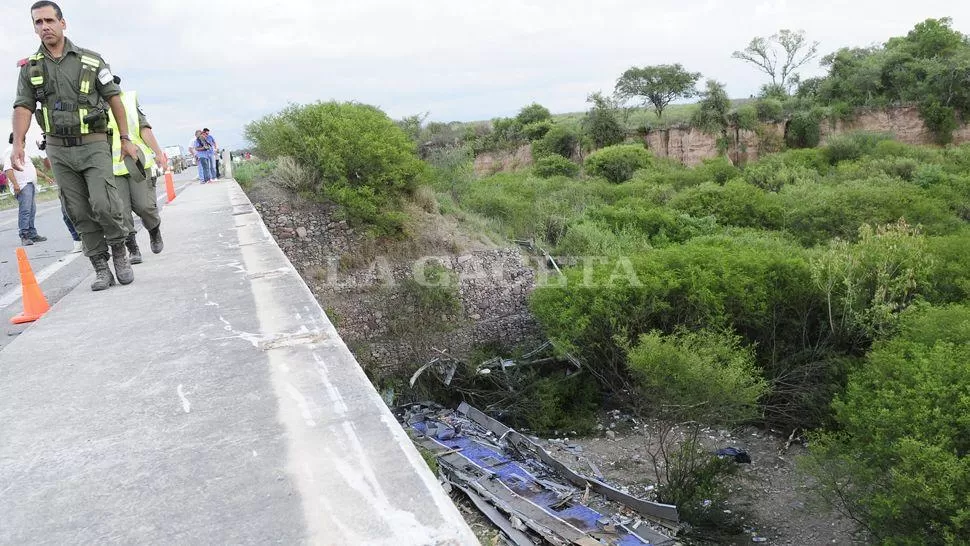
[[0, 250, 85, 309], [177, 384, 191, 413]]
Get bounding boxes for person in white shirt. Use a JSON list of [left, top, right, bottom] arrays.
[[3, 133, 47, 246]]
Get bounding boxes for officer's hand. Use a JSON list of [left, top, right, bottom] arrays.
[[10, 145, 26, 172], [120, 140, 139, 161], [158, 153, 169, 171]]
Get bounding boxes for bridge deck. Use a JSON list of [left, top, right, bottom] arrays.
[[0, 180, 477, 545]]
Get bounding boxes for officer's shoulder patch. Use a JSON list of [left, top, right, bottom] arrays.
[[98, 68, 113, 85], [17, 58, 28, 68]]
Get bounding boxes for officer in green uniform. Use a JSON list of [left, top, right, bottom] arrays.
[[108, 84, 166, 264], [10, 1, 141, 291]]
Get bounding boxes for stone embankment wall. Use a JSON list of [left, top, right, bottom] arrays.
[[476, 106, 970, 172], [248, 184, 541, 375]]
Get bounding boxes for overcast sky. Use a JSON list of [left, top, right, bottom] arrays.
[[1, 0, 968, 154]]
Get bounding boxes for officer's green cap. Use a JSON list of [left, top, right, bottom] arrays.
[[123, 149, 148, 183]]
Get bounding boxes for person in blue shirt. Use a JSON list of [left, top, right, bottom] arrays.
[[191, 129, 213, 183], [202, 128, 218, 180]]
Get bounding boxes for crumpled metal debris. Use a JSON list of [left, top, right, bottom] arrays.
[[397, 402, 681, 546]]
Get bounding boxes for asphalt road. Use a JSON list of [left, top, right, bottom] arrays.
[[0, 169, 196, 349]]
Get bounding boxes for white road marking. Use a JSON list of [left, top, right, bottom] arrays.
[[0, 251, 85, 309], [1, 180, 192, 311], [177, 384, 191, 413]]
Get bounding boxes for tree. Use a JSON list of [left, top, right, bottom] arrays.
[[691, 80, 731, 135], [614, 64, 701, 120], [582, 92, 626, 148], [733, 29, 820, 93], [515, 103, 552, 126]]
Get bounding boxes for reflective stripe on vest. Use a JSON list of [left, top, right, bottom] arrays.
[[28, 53, 45, 86], [79, 108, 89, 135], [108, 91, 155, 176], [78, 55, 99, 95]]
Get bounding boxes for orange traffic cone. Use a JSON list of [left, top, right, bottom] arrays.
[[10, 247, 50, 325], [165, 170, 176, 203]]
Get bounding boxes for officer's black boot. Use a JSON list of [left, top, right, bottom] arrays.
[[89, 253, 116, 291], [109, 242, 135, 285], [125, 233, 143, 265], [149, 226, 164, 254]]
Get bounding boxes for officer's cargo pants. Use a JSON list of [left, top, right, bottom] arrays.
[[47, 140, 128, 257], [116, 174, 161, 235]]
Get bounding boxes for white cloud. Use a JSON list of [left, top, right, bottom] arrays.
[[1, 0, 968, 153]]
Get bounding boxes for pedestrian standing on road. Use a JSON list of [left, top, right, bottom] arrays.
[[193, 129, 214, 183], [204, 128, 219, 179], [107, 83, 166, 264], [38, 138, 83, 253], [11, 0, 142, 291], [3, 133, 48, 246]]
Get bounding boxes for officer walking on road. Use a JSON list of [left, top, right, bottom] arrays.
[[10, 1, 141, 291], [108, 81, 166, 264]]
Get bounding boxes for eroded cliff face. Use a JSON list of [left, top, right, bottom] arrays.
[[475, 106, 969, 171]]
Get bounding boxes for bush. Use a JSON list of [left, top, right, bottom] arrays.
[[755, 98, 784, 122], [515, 103, 552, 126], [628, 330, 767, 424], [532, 125, 581, 159], [522, 120, 553, 141], [274, 156, 317, 191], [805, 304, 970, 544], [669, 180, 784, 229], [584, 144, 653, 183], [244, 101, 428, 235], [525, 374, 599, 434], [583, 93, 627, 149], [695, 156, 739, 184], [920, 100, 959, 145], [533, 155, 579, 178], [731, 103, 759, 131], [824, 132, 894, 164], [785, 109, 823, 149], [530, 231, 826, 426]]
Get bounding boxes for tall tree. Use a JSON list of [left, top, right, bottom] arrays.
[[614, 64, 701, 120], [733, 29, 820, 93]]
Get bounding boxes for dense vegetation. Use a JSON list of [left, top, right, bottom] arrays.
[[240, 17, 970, 541], [429, 130, 970, 540]]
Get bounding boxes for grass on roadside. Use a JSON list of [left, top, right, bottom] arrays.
[[0, 185, 61, 211]]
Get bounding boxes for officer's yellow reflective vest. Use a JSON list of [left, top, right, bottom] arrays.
[[108, 91, 155, 176]]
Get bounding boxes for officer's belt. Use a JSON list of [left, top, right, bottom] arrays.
[[46, 133, 108, 147]]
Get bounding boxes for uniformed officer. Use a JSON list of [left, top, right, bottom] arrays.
[[108, 83, 166, 264], [10, 1, 141, 291]]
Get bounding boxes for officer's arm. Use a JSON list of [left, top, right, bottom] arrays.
[[140, 127, 166, 164]]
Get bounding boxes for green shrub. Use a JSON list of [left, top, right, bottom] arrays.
[[516, 103, 552, 126], [234, 159, 276, 189], [628, 329, 767, 424], [781, 177, 959, 245], [582, 92, 627, 149], [920, 100, 958, 145], [805, 304, 970, 544], [925, 230, 970, 304], [522, 120, 553, 141], [755, 98, 784, 122], [669, 180, 784, 229], [525, 374, 599, 434], [731, 103, 759, 131], [785, 109, 823, 149], [530, 231, 826, 426], [244, 101, 427, 235], [532, 125, 581, 159], [533, 155, 579, 178], [584, 144, 653, 183], [824, 132, 894, 164], [695, 156, 739, 184]]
